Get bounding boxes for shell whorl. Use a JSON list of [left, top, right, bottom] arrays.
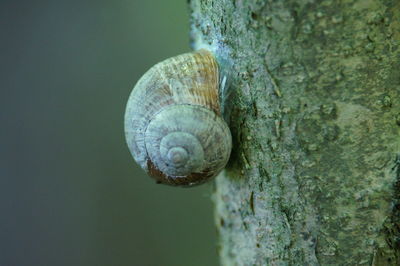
[[124, 49, 232, 186]]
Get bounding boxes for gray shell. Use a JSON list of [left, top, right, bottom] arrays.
[[124, 50, 232, 187]]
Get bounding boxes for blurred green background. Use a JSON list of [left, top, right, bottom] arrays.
[[1, 1, 218, 265]]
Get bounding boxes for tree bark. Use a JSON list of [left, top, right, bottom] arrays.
[[189, 0, 400, 265]]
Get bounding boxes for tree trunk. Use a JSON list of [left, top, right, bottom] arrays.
[[189, 0, 400, 265]]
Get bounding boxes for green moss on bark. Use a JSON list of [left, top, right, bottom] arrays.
[[190, 0, 400, 265]]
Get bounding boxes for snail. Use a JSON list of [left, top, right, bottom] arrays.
[[124, 49, 232, 187]]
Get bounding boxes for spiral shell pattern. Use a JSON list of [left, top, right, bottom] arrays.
[[124, 50, 232, 186]]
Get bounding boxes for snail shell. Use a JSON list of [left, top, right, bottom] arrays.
[[124, 49, 232, 187]]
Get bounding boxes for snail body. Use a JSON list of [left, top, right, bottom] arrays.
[[124, 49, 232, 187]]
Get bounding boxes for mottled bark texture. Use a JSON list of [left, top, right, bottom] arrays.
[[189, 0, 400, 265]]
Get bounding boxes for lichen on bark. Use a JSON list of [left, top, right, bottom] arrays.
[[189, 0, 400, 265]]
